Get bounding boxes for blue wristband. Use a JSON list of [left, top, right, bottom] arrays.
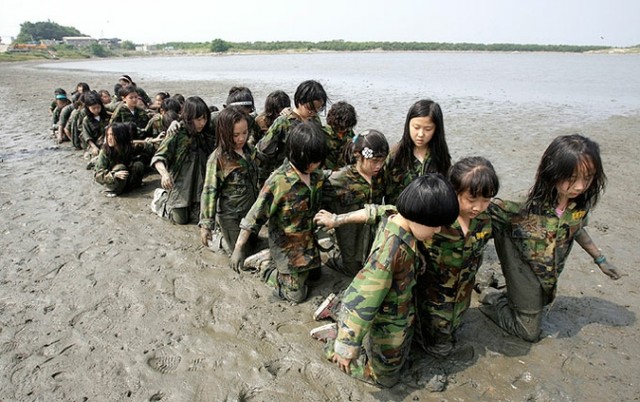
[[594, 255, 607, 265]]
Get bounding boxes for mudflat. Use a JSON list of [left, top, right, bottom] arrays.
[[0, 61, 638, 401]]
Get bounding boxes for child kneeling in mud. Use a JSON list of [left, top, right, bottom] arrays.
[[313, 174, 458, 387]]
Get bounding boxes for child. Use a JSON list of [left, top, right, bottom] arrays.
[[52, 89, 71, 143], [94, 122, 151, 196], [384, 99, 451, 205], [417, 156, 499, 357], [254, 90, 291, 142], [323, 129, 389, 275], [199, 106, 259, 253], [316, 175, 459, 387], [480, 134, 622, 342], [81, 91, 109, 158], [98, 89, 112, 106], [256, 80, 328, 183], [143, 98, 181, 141], [323, 101, 358, 171], [150, 96, 216, 225], [118, 74, 152, 106], [231, 120, 328, 303], [109, 85, 150, 137], [66, 95, 86, 150]]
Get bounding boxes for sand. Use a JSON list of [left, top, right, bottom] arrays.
[[0, 61, 638, 401]]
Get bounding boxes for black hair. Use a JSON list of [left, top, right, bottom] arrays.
[[156, 91, 171, 101], [83, 91, 109, 120], [263, 90, 291, 128], [526, 134, 606, 212], [118, 85, 139, 100], [181, 96, 210, 134], [293, 80, 328, 111], [54, 88, 67, 96], [103, 122, 134, 160], [225, 86, 255, 112], [216, 106, 249, 154], [160, 98, 181, 115], [326, 101, 357, 132], [345, 129, 389, 164], [172, 93, 185, 107], [162, 110, 180, 131], [396, 173, 459, 227], [393, 99, 451, 175], [286, 121, 327, 172], [449, 156, 500, 198], [76, 82, 91, 93]]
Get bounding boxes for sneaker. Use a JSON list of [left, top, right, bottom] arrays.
[[310, 323, 338, 342], [313, 293, 337, 321]]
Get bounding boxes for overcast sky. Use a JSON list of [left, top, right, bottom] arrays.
[[1, 0, 638, 47]]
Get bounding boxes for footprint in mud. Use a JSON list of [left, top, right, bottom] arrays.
[[147, 347, 182, 374], [187, 357, 207, 372], [0, 339, 18, 354]]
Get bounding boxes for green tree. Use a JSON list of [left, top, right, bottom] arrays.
[[120, 40, 136, 50], [210, 38, 230, 53], [16, 20, 83, 43], [89, 43, 108, 57]]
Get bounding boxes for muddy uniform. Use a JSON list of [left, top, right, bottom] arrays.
[[143, 113, 164, 139], [417, 212, 493, 353], [109, 103, 150, 139], [384, 149, 433, 205], [255, 110, 321, 183], [323, 165, 386, 275], [199, 145, 259, 249], [94, 143, 153, 194], [67, 109, 86, 149], [150, 121, 216, 224], [81, 115, 107, 150], [253, 112, 270, 145], [323, 126, 355, 171], [239, 163, 326, 303], [326, 208, 422, 387], [58, 103, 74, 135], [481, 199, 589, 342]]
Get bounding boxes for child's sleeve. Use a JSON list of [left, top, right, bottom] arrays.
[[199, 154, 221, 229]]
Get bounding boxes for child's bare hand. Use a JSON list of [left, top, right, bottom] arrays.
[[160, 173, 174, 190], [314, 210, 336, 229], [331, 353, 351, 374], [230, 247, 246, 272], [113, 170, 129, 180], [200, 227, 212, 247], [598, 261, 623, 280]]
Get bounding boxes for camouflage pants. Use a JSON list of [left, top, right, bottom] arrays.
[[263, 264, 310, 303], [104, 163, 145, 195]]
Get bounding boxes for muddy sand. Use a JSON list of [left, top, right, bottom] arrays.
[[0, 61, 638, 401]]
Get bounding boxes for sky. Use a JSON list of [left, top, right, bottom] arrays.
[[1, 0, 638, 47]]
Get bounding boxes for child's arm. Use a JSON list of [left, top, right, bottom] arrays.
[[574, 228, 622, 280], [314, 204, 397, 229], [230, 228, 252, 272]]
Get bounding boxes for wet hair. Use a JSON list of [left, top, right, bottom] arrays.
[[326, 101, 357, 132], [162, 110, 180, 132], [526, 134, 606, 212], [286, 121, 327, 172], [263, 90, 291, 127], [393, 99, 451, 175], [103, 122, 135, 160], [160, 98, 181, 115], [118, 85, 139, 100], [225, 86, 255, 112], [83, 91, 108, 120], [209, 105, 220, 113], [396, 173, 459, 228], [172, 93, 185, 107], [216, 106, 249, 154], [449, 156, 500, 198], [345, 129, 389, 164], [293, 80, 328, 111], [76, 82, 90, 93], [181, 96, 211, 134], [98, 89, 111, 102]]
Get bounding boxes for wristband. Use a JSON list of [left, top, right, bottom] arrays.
[[594, 255, 607, 265]]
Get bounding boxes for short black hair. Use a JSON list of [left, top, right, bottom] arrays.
[[449, 156, 499, 198], [396, 173, 459, 227], [286, 121, 327, 172], [293, 80, 328, 109]]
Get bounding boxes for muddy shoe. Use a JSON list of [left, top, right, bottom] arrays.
[[313, 293, 337, 321], [310, 323, 338, 342]]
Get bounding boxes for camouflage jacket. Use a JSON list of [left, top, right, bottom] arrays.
[[239, 162, 326, 274], [383, 148, 433, 205], [143, 113, 164, 138], [94, 143, 154, 185], [67, 108, 86, 149], [419, 212, 493, 331], [199, 145, 259, 229], [335, 215, 421, 381], [322, 125, 355, 171], [81, 115, 107, 145], [109, 103, 150, 137], [489, 198, 589, 300], [58, 103, 75, 131], [324, 165, 386, 274]]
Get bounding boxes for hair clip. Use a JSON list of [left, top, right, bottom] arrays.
[[362, 147, 374, 159]]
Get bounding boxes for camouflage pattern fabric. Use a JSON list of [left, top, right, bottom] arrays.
[[383, 148, 433, 205], [331, 217, 422, 387], [67, 109, 86, 149], [322, 125, 355, 171], [109, 103, 150, 138], [81, 115, 107, 149]]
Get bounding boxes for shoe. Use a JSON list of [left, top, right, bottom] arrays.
[[310, 323, 338, 342], [313, 293, 337, 321]]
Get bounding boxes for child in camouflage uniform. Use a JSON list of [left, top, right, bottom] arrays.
[[254, 90, 291, 144], [314, 175, 459, 387], [384, 99, 451, 205], [81, 91, 110, 158], [199, 107, 259, 253], [416, 156, 499, 357], [231, 121, 328, 303], [481, 134, 622, 342], [109, 85, 149, 138], [322, 101, 358, 171]]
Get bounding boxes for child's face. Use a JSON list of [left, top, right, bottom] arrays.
[[409, 116, 435, 149], [192, 115, 208, 133], [233, 119, 249, 151], [106, 127, 115, 147], [408, 221, 441, 241], [357, 155, 386, 177], [300, 100, 325, 120], [457, 190, 491, 220], [88, 103, 102, 117], [556, 160, 595, 201], [124, 92, 139, 109], [100, 92, 111, 105]]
